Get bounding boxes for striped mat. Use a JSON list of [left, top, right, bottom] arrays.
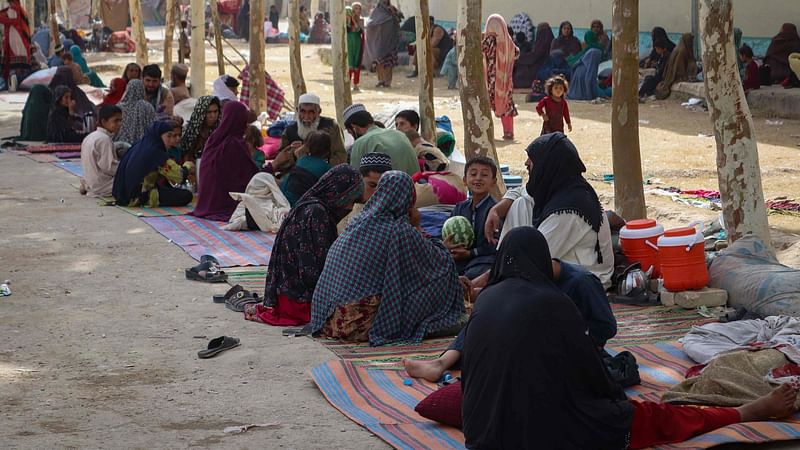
[[52, 160, 84, 177], [225, 266, 268, 292], [312, 341, 800, 450], [116, 205, 195, 217], [318, 304, 716, 368], [13, 150, 60, 163], [141, 215, 275, 267], [20, 143, 82, 153]]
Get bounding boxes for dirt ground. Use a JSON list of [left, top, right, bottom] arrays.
[[2, 31, 800, 449]]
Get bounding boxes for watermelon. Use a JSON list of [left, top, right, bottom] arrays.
[[442, 216, 475, 248]]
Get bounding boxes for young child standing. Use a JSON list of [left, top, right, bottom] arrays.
[[740, 44, 760, 92], [80, 104, 123, 198], [445, 156, 500, 279], [536, 75, 572, 135]]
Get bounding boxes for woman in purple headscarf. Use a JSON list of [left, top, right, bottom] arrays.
[[192, 101, 260, 222]]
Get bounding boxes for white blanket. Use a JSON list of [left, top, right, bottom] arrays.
[[225, 173, 290, 233], [683, 316, 800, 364]]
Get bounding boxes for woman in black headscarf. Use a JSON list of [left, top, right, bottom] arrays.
[[461, 226, 798, 449], [48, 65, 95, 117], [641, 26, 676, 68]]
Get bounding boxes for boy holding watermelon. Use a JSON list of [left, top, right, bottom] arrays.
[[444, 156, 500, 279]]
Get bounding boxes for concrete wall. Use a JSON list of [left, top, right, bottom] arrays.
[[415, 0, 798, 38]]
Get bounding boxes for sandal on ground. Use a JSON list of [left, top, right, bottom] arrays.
[[213, 284, 244, 303], [185, 260, 227, 283], [282, 324, 312, 337], [200, 254, 221, 265], [197, 336, 241, 359], [225, 290, 261, 312]]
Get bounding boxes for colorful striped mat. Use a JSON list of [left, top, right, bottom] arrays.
[[13, 150, 60, 163], [318, 304, 715, 368], [52, 160, 84, 177], [225, 266, 268, 292], [54, 151, 82, 159], [116, 205, 195, 217], [141, 215, 275, 267], [312, 340, 800, 450]]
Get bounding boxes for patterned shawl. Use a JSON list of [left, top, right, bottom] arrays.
[[180, 95, 220, 158], [483, 14, 518, 117], [310, 171, 465, 346], [114, 79, 156, 144], [264, 164, 364, 305]]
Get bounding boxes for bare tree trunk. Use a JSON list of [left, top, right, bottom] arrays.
[[209, 0, 225, 76], [415, 0, 435, 142], [611, 0, 646, 220], [699, 0, 770, 245], [130, 0, 147, 65], [48, 0, 58, 56], [456, 0, 505, 193], [164, 0, 176, 74], [25, 0, 35, 33], [249, 0, 267, 113], [288, 0, 307, 107], [58, 0, 70, 29], [190, 0, 206, 96], [330, 0, 351, 126], [310, 0, 319, 14]]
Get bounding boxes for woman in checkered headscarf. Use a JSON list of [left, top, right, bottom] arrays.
[[310, 171, 465, 346]]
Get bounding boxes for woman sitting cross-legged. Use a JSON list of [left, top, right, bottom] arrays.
[[112, 120, 194, 208], [245, 165, 364, 326], [47, 85, 87, 143], [310, 171, 466, 346], [459, 226, 798, 449]]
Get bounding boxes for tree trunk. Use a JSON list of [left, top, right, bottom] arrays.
[[209, 0, 225, 76], [25, 0, 35, 33], [699, 0, 770, 246], [129, 0, 147, 65], [164, 0, 176, 74], [58, 0, 70, 29], [415, 0, 435, 143], [48, 0, 58, 56], [310, 0, 319, 14], [330, 0, 350, 127], [611, 0, 646, 220], [456, 0, 504, 193], [288, 0, 307, 107], [249, 0, 267, 113], [190, 0, 206, 96]]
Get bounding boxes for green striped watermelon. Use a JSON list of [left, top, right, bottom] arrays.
[[442, 216, 475, 248]]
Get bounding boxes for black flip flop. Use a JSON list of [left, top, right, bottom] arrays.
[[198, 336, 240, 359], [213, 284, 244, 303], [185, 260, 227, 283], [226, 290, 260, 312], [282, 324, 312, 337]]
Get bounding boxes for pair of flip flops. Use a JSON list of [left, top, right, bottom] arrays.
[[197, 336, 240, 359], [186, 255, 227, 283]]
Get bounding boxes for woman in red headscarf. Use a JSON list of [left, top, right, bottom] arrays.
[[0, 0, 31, 79]]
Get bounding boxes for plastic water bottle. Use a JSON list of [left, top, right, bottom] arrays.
[[9, 74, 17, 93], [84, 111, 96, 133]]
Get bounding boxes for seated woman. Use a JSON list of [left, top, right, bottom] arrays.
[[550, 21, 582, 61], [18, 84, 51, 141], [567, 48, 603, 100], [47, 86, 87, 143], [641, 27, 676, 68], [180, 96, 221, 162], [280, 130, 333, 206], [112, 120, 194, 208], [192, 101, 259, 222], [460, 226, 797, 449], [69, 45, 105, 88], [535, 48, 571, 85], [310, 171, 466, 346], [513, 22, 553, 89], [115, 79, 156, 144], [100, 78, 127, 106], [567, 19, 610, 66], [655, 33, 697, 100], [485, 133, 614, 288], [764, 23, 800, 85], [122, 62, 141, 82], [246, 165, 364, 325], [61, 51, 90, 85], [638, 39, 671, 100], [308, 12, 331, 44], [48, 66, 95, 118]]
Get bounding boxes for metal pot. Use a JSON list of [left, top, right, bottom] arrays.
[[616, 262, 654, 297]]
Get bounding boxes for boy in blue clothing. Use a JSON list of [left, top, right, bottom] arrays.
[[445, 156, 501, 279]]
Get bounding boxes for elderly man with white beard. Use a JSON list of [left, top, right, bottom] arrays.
[[273, 93, 347, 173]]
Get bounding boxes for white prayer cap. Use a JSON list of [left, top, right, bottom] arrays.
[[298, 93, 320, 105]]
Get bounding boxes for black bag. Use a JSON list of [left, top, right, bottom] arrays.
[[759, 64, 773, 86], [603, 350, 641, 388]]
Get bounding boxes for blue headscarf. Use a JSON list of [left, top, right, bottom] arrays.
[[567, 48, 602, 100], [536, 49, 572, 83], [113, 120, 176, 205], [310, 171, 465, 346]]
